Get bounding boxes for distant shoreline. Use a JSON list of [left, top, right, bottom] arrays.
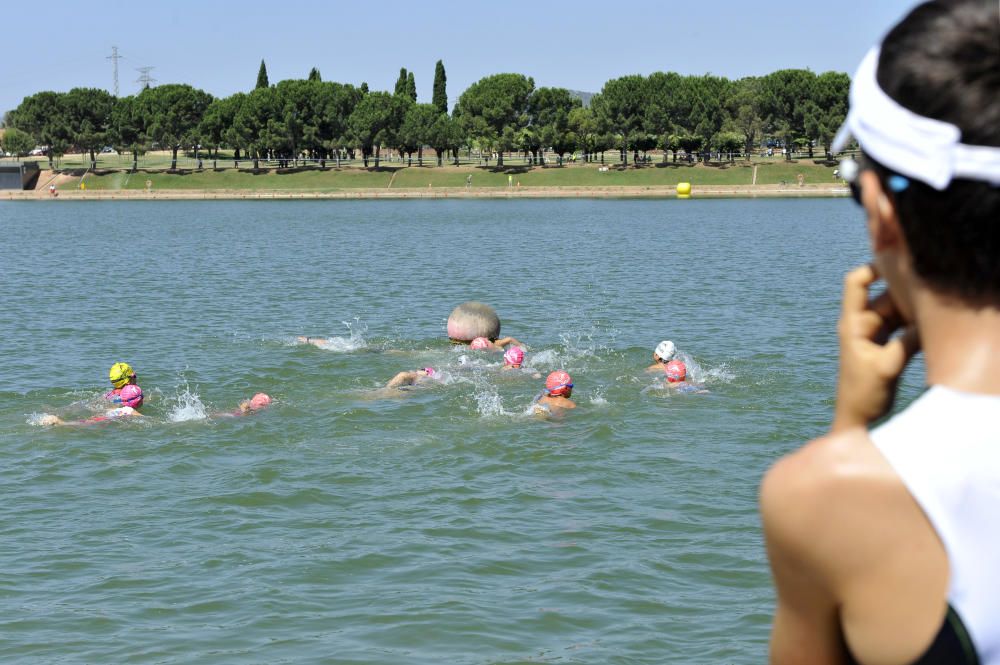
[[4, 184, 848, 201]]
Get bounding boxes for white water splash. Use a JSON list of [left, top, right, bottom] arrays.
[[27, 412, 55, 426], [167, 385, 208, 422], [298, 317, 368, 352]]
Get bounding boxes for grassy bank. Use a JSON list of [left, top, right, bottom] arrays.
[[57, 159, 840, 192]]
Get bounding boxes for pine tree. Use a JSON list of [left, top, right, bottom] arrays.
[[308, 67, 322, 82], [360, 82, 369, 94], [394, 68, 408, 96], [432, 60, 447, 114], [406, 72, 417, 102], [256, 60, 269, 89]]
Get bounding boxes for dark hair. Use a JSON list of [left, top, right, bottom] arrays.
[[872, 0, 1000, 302]]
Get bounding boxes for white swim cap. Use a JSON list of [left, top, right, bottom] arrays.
[[654, 340, 676, 362]]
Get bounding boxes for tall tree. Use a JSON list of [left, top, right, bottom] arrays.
[[138, 84, 213, 169], [728, 76, 765, 159], [394, 68, 409, 96], [454, 73, 534, 167], [406, 71, 417, 102], [308, 67, 322, 82], [760, 69, 817, 160], [811, 71, 850, 157], [427, 112, 464, 166], [591, 75, 645, 165], [347, 91, 407, 167], [398, 102, 436, 165], [64, 87, 115, 167], [528, 87, 581, 164], [256, 60, 270, 89], [10, 91, 72, 168], [432, 60, 447, 114], [1, 127, 34, 159], [111, 95, 147, 171]]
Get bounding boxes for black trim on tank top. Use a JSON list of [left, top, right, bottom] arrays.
[[847, 605, 979, 665]]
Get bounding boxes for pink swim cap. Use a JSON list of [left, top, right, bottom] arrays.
[[470, 337, 492, 350], [545, 370, 573, 396], [423, 367, 436, 377], [120, 384, 144, 408], [503, 346, 525, 366], [665, 360, 687, 382], [249, 393, 271, 410]]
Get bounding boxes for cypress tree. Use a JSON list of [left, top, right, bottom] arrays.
[[360, 82, 369, 94], [406, 72, 417, 102], [394, 68, 408, 96], [432, 60, 447, 114], [256, 60, 269, 89], [308, 67, 322, 82]]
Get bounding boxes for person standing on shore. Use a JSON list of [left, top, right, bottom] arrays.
[[760, 2, 1000, 663]]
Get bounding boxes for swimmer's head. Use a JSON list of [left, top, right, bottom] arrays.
[[470, 337, 492, 350], [654, 341, 676, 363], [545, 370, 573, 397], [120, 384, 144, 408], [503, 346, 525, 367], [422, 367, 436, 378], [249, 393, 271, 410], [109, 362, 136, 389], [665, 360, 687, 383]]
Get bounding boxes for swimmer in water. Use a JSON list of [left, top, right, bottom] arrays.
[[646, 340, 677, 372], [662, 360, 708, 394], [106, 361, 138, 402], [502, 346, 525, 370], [385, 367, 437, 389], [40, 384, 146, 425], [215, 392, 272, 417], [297, 336, 336, 348], [534, 370, 577, 413], [467, 336, 524, 351]]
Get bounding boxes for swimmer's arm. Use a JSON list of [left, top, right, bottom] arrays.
[[297, 336, 329, 347], [385, 371, 419, 389], [493, 337, 522, 349]]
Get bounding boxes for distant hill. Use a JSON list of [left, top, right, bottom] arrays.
[[568, 90, 595, 108]]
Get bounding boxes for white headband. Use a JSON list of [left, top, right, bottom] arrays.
[[832, 46, 1000, 190]]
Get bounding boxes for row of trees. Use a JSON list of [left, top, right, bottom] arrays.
[[3, 59, 848, 170]]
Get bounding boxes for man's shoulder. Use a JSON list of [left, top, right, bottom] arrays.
[[761, 428, 901, 567]]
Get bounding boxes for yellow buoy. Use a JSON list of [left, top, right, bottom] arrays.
[[676, 182, 691, 199]]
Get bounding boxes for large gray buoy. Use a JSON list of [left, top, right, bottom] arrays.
[[447, 301, 500, 342]]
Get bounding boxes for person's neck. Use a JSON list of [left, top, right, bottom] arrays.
[[916, 289, 1000, 394]]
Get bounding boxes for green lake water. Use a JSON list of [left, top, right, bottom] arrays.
[[0, 199, 925, 663]]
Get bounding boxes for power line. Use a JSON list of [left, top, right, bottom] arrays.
[[106, 46, 124, 97], [135, 66, 156, 91]]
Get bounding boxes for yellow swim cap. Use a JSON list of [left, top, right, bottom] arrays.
[[109, 362, 135, 388]]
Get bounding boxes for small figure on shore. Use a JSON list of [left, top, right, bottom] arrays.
[[40, 384, 146, 426], [663, 360, 708, 394], [465, 174, 472, 189], [106, 361, 138, 403], [646, 340, 676, 372], [385, 367, 437, 389], [534, 370, 576, 413]]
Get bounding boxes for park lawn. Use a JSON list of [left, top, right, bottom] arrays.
[[754, 160, 840, 185], [54, 160, 841, 191]]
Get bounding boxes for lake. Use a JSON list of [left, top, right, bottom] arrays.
[[0, 198, 925, 663]]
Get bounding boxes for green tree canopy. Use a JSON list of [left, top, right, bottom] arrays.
[[308, 67, 322, 82], [347, 91, 407, 167], [138, 83, 213, 169], [432, 60, 447, 114], [64, 87, 115, 166], [256, 60, 270, 89], [1, 127, 34, 159], [528, 87, 581, 163], [394, 68, 409, 96], [760, 69, 817, 160], [454, 73, 534, 166], [10, 91, 71, 168], [592, 75, 645, 165]]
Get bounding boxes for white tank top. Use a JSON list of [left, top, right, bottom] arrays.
[[870, 385, 1000, 665]]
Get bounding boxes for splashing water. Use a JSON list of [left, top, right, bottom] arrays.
[[167, 385, 208, 422]]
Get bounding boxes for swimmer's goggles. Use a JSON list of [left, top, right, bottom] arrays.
[[547, 383, 573, 394]]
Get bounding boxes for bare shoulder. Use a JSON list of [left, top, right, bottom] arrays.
[[761, 428, 901, 572]]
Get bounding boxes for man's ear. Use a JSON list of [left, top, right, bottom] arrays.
[[861, 171, 903, 252]]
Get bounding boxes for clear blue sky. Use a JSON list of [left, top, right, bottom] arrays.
[[1, 0, 918, 117]]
